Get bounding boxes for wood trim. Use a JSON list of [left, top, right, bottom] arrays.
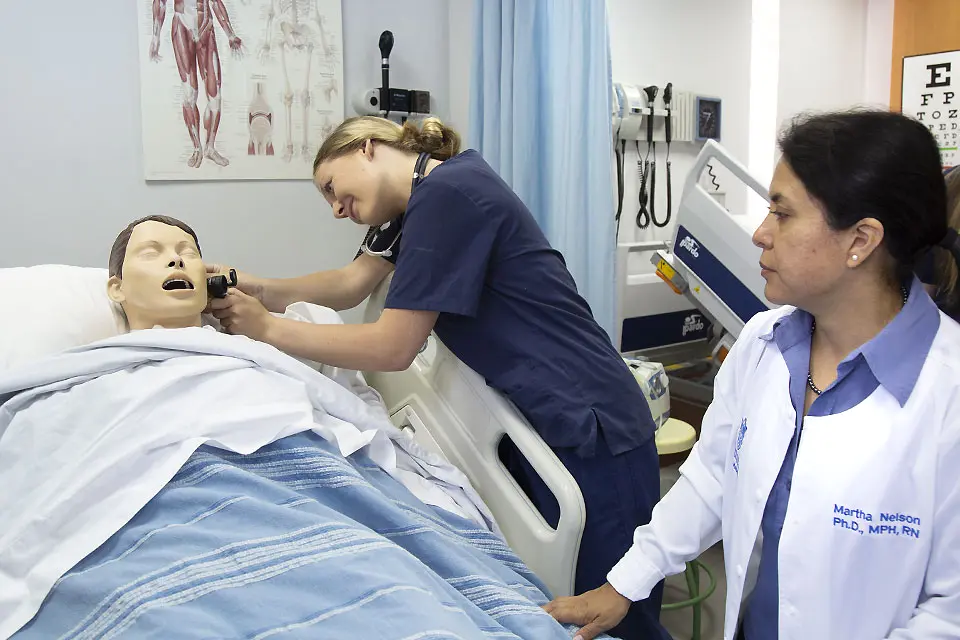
[[891, 0, 960, 111]]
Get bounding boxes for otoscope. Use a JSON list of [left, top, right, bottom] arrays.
[[207, 268, 238, 298], [379, 30, 394, 117], [658, 82, 674, 229]]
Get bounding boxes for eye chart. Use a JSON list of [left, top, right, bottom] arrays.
[[902, 50, 960, 169]]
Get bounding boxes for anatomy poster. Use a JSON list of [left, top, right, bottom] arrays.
[[902, 50, 960, 169], [137, 0, 344, 181]]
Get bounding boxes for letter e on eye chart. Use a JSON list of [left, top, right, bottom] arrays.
[[902, 50, 960, 169]]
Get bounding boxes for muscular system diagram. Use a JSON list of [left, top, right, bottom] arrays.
[[149, 0, 243, 169], [138, 0, 344, 180], [259, 0, 341, 162]]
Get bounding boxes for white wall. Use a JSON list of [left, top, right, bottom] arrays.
[[447, 0, 475, 136], [0, 0, 453, 321], [777, 0, 870, 130], [607, 0, 754, 248], [863, 0, 895, 108]]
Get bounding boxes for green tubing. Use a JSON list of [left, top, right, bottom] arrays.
[[660, 559, 717, 610]]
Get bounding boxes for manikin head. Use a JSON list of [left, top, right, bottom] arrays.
[[311, 116, 462, 227], [107, 215, 208, 330]]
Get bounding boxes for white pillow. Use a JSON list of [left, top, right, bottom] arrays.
[[0, 265, 128, 371]]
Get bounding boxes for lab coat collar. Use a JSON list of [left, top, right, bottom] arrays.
[[759, 277, 940, 407]]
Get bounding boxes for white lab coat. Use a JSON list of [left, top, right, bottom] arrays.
[[607, 306, 960, 640]]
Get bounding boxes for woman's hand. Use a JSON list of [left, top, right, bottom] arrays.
[[205, 263, 265, 303], [542, 583, 631, 640], [208, 289, 277, 341]]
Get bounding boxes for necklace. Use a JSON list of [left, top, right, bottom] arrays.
[[807, 286, 909, 396]]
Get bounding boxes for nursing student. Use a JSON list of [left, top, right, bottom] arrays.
[[207, 116, 671, 639], [546, 109, 960, 640]]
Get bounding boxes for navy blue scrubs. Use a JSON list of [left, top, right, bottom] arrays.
[[364, 150, 668, 640]]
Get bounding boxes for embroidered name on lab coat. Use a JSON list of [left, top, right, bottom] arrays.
[[733, 418, 747, 474], [833, 504, 923, 539]]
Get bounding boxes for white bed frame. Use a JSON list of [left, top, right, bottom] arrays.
[[362, 275, 585, 598], [652, 140, 774, 341]]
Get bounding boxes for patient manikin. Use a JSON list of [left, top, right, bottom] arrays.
[[107, 216, 208, 330]]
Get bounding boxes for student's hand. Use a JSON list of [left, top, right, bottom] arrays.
[[542, 583, 631, 640], [204, 263, 265, 302], [208, 289, 276, 341]]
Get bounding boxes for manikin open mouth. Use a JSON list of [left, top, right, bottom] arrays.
[[162, 275, 195, 291]]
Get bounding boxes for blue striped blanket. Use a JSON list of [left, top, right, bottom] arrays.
[[13, 431, 582, 639], [0, 328, 609, 639]]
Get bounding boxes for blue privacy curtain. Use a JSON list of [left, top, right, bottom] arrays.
[[469, 0, 617, 339]]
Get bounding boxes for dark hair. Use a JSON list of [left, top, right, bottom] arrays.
[[929, 169, 960, 316], [778, 109, 956, 282], [109, 215, 201, 278]]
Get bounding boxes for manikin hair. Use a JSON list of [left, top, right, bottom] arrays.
[[109, 215, 202, 278]]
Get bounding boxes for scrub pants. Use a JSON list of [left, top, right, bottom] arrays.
[[499, 430, 670, 640]]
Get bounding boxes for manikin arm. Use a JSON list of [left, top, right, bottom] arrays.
[[149, 0, 167, 61]]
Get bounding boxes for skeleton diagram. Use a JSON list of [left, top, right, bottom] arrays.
[[150, 0, 243, 169], [259, 0, 341, 162], [248, 80, 275, 156]]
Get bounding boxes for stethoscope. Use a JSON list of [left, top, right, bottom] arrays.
[[361, 151, 431, 258]]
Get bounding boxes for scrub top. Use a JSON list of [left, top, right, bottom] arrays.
[[376, 149, 656, 457]]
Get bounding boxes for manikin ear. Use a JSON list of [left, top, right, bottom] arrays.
[[845, 217, 885, 269], [107, 275, 126, 304]]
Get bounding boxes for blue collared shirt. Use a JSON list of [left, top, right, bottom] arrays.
[[741, 278, 941, 639]]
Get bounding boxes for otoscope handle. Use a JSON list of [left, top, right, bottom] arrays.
[[664, 83, 673, 144], [207, 268, 238, 299]]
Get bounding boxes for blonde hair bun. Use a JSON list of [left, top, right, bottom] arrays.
[[314, 115, 462, 171], [400, 117, 461, 161]]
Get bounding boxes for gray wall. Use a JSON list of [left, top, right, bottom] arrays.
[[0, 0, 469, 321]]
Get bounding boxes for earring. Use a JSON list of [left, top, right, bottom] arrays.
[[851, 255, 859, 262]]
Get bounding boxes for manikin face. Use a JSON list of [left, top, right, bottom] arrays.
[[313, 141, 397, 227], [107, 221, 208, 330]]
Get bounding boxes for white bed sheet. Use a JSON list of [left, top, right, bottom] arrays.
[[0, 320, 497, 640]]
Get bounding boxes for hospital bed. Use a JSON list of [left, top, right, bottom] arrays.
[[362, 274, 585, 600], [0, 265, 591, 639], [651, 140, 774, 350], [0, 141, 762, 633], [617, 141, 774, 368]]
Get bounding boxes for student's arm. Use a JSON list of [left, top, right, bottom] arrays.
[[209, 287, 436, 372], [263, 306, 438, 371], [209, 253, 393, 313]]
